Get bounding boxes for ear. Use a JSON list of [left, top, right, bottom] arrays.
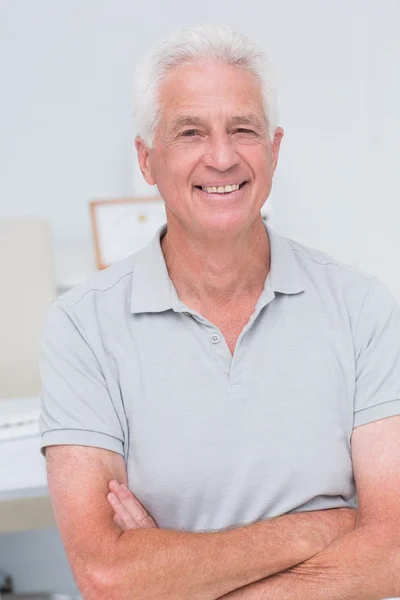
[[271, 127, 284, 175], [135, 137, 157, 186]]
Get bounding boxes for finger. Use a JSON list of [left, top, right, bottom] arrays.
[[108, 493, 137, 530], [113, 510, 129, 531], [113, 512, 128, 532], [107, 492, 138, 529], [118, 483, 158, 528], [109, 481, 157, 528]]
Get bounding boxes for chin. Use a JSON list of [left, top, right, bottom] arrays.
[[192, 212, 255, 236]]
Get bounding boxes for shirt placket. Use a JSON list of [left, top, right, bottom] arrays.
[[174, 278, 276, 394], [228, 280, 276, 395]]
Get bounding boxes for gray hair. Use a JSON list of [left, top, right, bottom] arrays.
[[133, 23, 279, 147]]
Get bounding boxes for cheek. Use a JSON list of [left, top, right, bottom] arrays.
[[153, 154, 179, 186], [167, 149, 201, 183], [153, 154, 191, 199], [251, 151, 273, 183], [238, 142, 270, 171]]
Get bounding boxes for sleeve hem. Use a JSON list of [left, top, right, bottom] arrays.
[[40, 428, 124, 457], [353, 398, 400, 428]]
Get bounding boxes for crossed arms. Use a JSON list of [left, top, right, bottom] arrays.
[[46, 415, 400, 600]]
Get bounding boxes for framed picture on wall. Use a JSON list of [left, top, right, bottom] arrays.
[[89, 197, 166, 270]]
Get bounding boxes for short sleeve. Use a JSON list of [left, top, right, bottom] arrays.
[[353, 277, 400, 428], [39, 299, 125, 456]]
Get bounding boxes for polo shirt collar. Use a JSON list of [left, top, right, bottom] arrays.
[[130, 223, 174, 314], [130, 221, 304, 314], [266, 223, 305, 295]]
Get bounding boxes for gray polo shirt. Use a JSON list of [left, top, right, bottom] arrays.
[[39, 222, 400, 533]]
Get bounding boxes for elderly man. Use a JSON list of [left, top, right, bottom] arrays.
[[40, 24, 400, 600]]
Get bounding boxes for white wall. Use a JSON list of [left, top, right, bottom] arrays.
[[354, 0, 400, 297], [1, 0, 399, 296]]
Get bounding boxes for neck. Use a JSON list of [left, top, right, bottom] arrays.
[[161, 216, 270, 308]]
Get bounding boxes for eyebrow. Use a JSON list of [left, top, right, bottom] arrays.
[[170, 116, 203, 132], [231, 114, 265, 129], [170, 114, 265, 133]]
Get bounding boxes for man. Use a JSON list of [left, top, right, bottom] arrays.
[[40, 24, 400, 600]]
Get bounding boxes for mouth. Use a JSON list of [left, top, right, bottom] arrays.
[[193, 181, 248, 198]]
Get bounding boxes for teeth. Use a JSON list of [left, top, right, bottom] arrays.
[[201, 184, 241, 194]]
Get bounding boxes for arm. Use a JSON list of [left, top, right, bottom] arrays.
[[217, 416, 400, 600], [46, 445, 355, 600]]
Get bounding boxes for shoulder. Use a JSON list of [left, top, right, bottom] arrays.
[[280, 234, 391, 329], [284, 234, 400, 326], [286, 235, 376, 302], [41, 254, 137, 342], [57, 253, 136, 312], [287, 236, 372, 284]]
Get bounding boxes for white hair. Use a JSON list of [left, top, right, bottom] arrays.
[[133, 23, 280, 147]]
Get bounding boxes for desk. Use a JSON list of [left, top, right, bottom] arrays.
[[0, 397, 54, 532]]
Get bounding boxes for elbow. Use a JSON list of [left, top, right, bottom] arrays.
[[69, 559, 122, 600], [74, 531, 163, 600], [82, 563, 139, 600], [79, 566, 125, 600], [364, 521, 400, 598], [73, 565, 109, 600], [69, 534, 135, 599]]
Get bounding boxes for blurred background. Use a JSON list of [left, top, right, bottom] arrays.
[[0, 0, 399, 596]]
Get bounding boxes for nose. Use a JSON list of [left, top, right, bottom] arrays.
[[202, 132, 240, 171]]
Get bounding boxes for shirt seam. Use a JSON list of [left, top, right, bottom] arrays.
[[54, 300, 128, 443], [51, 302, 108, 387], [290, 246, 372, 281], [354, 397, 400, 414], [353, 277, 376, 352], [42, 428, 123, 442], [63, 269, 135, 309]]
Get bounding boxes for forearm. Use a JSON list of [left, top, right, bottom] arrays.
[[218, 523, 400, 600], [90, 510, 343, 600]]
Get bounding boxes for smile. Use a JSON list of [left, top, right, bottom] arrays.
[[194, 182, 247, 195]]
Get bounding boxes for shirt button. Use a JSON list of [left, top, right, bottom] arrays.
[[211, 333, 221, 344]]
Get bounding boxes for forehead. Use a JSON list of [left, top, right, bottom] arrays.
[[158, 60, 265, 125]]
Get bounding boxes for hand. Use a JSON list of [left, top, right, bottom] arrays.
[[107, 480, 159, 531]]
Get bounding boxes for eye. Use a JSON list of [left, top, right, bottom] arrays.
[[181, 129, 199, 137], [235, 128, 256, 134]]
